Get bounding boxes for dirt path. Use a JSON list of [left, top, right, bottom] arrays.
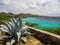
[[22, 36, 44, 45]]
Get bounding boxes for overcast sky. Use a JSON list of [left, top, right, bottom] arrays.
[[0, 0, 60, 16]]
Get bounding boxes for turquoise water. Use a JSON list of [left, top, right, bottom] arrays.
[[23, 17, 60, 29]]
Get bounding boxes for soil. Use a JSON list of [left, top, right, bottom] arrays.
[[22, 35, 44, 45]]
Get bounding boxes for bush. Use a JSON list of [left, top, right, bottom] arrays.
[[25, 22, 38, 27], [41, 28, 60, 35], [0, 13, 12, 21]]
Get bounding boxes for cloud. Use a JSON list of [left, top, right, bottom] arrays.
[[3, 0, 11, 5], [0, 0, 60, 16]]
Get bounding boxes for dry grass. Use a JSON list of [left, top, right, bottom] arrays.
[[22, 35, 44, 45], [0, 35, 44, 45]]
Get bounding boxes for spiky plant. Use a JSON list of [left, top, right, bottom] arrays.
[[0, 17, 31, 45]]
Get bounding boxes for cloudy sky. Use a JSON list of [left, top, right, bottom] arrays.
[[0, 0, 60, 16]]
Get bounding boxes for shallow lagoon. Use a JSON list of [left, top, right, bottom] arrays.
[[23, 17, 60, 29]]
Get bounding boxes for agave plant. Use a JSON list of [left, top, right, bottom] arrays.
[[0, 17, 31, 45]]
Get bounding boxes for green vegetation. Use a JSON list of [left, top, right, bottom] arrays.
[[25, 22, 38, 28], [41, 28, 60, 35], [0, 12, 12, 21], [0, 12, 40, 20], [0, 12, 13, 24]]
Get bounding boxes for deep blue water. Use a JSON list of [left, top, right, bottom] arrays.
[[23, 17, 60, 29]]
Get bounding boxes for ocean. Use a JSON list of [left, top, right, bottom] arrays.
[[23, 17, 60, 29]]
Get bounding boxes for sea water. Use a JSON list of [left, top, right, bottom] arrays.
[[23, 17, 60, 29]]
